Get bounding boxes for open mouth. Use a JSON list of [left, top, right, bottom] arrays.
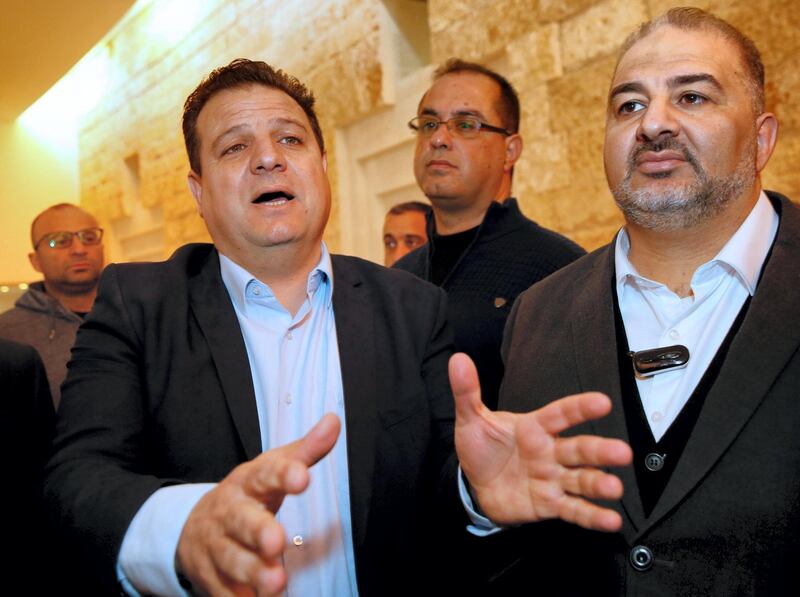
[[253, 191, 295, 205]]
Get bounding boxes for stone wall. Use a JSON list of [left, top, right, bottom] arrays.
[[79, 0, 800, 257]]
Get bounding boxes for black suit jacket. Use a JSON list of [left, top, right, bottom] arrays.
[[44, 244, 459, 595], [0, 340, 55, 586], [495, 192, 800, 595]]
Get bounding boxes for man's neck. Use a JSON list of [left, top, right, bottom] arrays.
[[625, 188, 762, 297], [44, 283, 97, 314], [229, 243, 322, 316], [431, 179, 511, 235]]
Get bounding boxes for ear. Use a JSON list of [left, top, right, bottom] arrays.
[[322, 151, 328, 174], [187, 171, 204, 219], [755, 112, 778, 173], [29, 251, 42, 273], [504, 134, 523, 172]]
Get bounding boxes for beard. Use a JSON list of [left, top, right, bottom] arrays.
[[611, 138, 757, 231]]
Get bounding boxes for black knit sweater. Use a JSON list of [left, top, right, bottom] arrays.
[[394, 198, 585, 409]]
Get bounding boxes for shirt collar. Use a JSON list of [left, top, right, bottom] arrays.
[[615, 191, 778, 296], [218, 243, 334, 312]]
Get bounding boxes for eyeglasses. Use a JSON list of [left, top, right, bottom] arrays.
[[408, 116, 511, 139], [34, 227, 104, 250]]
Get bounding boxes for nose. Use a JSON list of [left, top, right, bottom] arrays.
[[428, 122, 452, 150], [637, 97, 680, 143], [68, 236, 87, 254], [250, 138, 286, 174]]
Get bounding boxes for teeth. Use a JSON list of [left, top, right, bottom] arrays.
[[253, 191, 294, 204]]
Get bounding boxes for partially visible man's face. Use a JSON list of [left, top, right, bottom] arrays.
[[188, 83, 330, 264], [604, 26, 761, 231], [383, 210, 428, 266], [29, 206, 104, 294], [413, 72, 513, 214]]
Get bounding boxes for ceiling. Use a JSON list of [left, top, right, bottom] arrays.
[[0, 0, 135, 122]]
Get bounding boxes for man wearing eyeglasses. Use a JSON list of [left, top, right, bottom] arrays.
[[0, 203, 105, 407], [395, 59, 585, 411]]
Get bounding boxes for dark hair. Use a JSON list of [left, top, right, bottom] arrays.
[[182, 59, 325, 174], [387, 201, 432, 217], [433, 58, 520, 133], [617, 7, 765, 113]]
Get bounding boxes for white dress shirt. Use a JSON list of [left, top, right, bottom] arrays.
[[615, 192, 778, 440], [118, 243, 357, 596]]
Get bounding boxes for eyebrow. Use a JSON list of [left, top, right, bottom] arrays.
[[609, 73, 724, 101], [211, 118, 308, 149], [419, 107, 487, 120]]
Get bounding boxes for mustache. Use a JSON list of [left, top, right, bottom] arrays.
[[628, 139, 702, 173]]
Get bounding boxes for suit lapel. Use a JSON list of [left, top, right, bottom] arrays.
[[331, 257, 378, 549], [644, 194, 800, 531], [187, 249, 262, 460], [569, 246, 646, 538]]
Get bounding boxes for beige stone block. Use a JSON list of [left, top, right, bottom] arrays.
[[516, 131, 572, 194], [560, 0, 648, 70], [646, 0, 717, 19], [548, 54, 616, 130], [538, 0, 599, 23], [517, 82, 552, 139], [763, 135, 800, 201], [431, 0, 544, 64], [507, 23, 562, 84], [770, 54, 800, 136]]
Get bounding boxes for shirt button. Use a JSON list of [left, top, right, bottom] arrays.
[[630, 545, 654, 571], [645, 453, 665, 471], [253, 286, 261, 296], [285, 393, 292, 405], [287, 331, 293, 340], [292, 535, 304, 547], [651, 411, 663, 423], [669, 329, 679, 339]]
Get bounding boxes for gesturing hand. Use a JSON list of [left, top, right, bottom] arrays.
[[176, 413, 341, 596], [451, 353, 632, 532]]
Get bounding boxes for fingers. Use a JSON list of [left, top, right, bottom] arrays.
[[223, 501, 285, 556], [208, 535, 287, 595], [449, 352, 485, 422], [555, 435, 633, 468], [534, 392, 614, 435], [556, 495, 624, 532], [177, 415, 340, 596], [243, 413, 341, 500], [560, 467, 625, 501]]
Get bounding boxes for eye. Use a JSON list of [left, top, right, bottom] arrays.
[[680, 92, 706, 105], [420, 118, 439, 131], [384, 236, 397, 250], [223, 143, 246, 155], [455, 117, 479, 131], [618, 100, 645, 114], [279, 135, 302, 145]]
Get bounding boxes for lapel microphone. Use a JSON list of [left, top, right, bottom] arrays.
[[629, 345, 690, 379]]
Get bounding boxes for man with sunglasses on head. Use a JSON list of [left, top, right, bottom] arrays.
[[0, 203, 104, 407], [395, 59, 585, 411]]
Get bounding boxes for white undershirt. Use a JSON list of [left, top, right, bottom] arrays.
[[615, 192, 778, 441]]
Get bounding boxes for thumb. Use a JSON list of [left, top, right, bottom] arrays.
[[288, 412, 341, 467], [449, 352, 484, 423]]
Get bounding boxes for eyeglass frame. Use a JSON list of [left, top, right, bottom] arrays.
[[407, 115, 511, 139], [33, 227, 105, 250]]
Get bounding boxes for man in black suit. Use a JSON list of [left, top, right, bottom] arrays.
[[44, 59, 630, 596], [0, 340, 54, 584], [494, 8, 799, 595]]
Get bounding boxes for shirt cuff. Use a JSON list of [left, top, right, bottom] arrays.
[[117, 483, 216, 596], [457, 465, 504, 537]]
